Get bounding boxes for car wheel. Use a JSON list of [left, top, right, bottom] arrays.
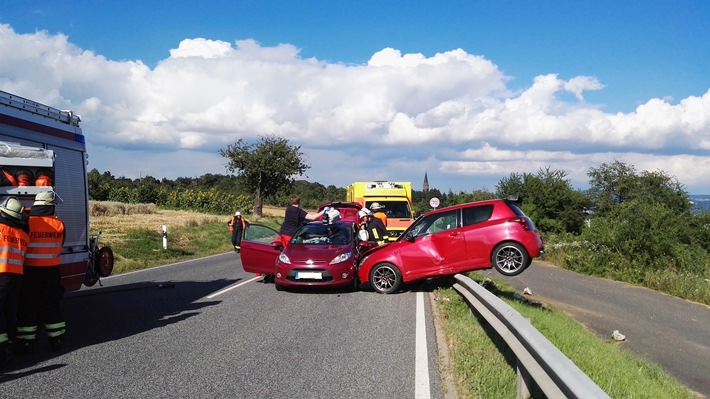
[[492, 242, 529, 276], [274, 281, 284, 291], [369, 263, 402, 294]]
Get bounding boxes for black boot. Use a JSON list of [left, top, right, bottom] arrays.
[[14, 339, 34, 354], [48, 337, 63, 352]]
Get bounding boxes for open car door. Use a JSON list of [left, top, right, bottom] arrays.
[[239, 224, 281, 275]]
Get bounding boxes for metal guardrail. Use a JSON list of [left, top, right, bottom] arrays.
[[452, 274, 611, 399]]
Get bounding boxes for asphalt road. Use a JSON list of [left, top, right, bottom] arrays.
[[484, 261, 710, 398], [0, 253, 445, 399]]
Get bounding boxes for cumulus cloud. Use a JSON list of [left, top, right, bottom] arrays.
[[1, 24, 709, 193]]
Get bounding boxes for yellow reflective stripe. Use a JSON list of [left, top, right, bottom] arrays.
[[45, 321, 66, 338], [17, 326, 37, 333], [45, 322, 66, 330], [0, 333, 8, 344]]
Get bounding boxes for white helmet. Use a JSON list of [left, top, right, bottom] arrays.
[[0, 196, 26, 220], [34, 190, 63, 206], [358, 208, 372, 219], [370, 202, 382, 210], [234, 211, 241, 216]]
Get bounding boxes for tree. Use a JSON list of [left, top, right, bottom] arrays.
[[587, 160, 690, 215], [496, 167, 589, 234], [219, 135, 309, 217]]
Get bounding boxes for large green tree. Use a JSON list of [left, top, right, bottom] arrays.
[[219, 135, 309, 217], [587, 160, 690, 215], [495, 167, 589, 234]]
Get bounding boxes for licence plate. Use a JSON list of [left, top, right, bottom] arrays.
[[295, 271, 323, 280]]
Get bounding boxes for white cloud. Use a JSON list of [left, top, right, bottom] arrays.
[[1, 23, 709, 193]]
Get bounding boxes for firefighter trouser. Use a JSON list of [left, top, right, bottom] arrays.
[[16, 266, 65, 345], [0, 273, 22, 347], [231, 229, 243, 250]]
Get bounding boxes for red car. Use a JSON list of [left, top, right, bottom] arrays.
[[357, 196, 544, 294], [240, 202, 371, 291]]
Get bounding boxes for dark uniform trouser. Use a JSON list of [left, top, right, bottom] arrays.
[[16, 266, 65, 348], [0, 273, 22, 351], [232, 228, 243, 250]]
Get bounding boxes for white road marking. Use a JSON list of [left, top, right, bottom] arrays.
[[205, 275, 262, 299], [415, 291, 431, 399]]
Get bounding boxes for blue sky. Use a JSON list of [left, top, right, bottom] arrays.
[[1, 1, 709, 194]]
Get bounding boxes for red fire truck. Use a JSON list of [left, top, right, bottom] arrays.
[[0, 90, 113, 291]]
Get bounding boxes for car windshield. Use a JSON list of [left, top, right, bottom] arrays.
[[365, 200, 412, 218], [291, 223, 352, 245]]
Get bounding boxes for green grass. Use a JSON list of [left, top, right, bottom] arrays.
[[435, 273, 701, 398], [102, 213, 284, 275]]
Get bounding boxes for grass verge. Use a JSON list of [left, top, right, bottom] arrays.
[[89, 202, 283, 274], [434, 272, 701, 398]]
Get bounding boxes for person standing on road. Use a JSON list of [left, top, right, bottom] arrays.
[[278, 195, 324, 247], [16, 190, 66, 353], [228, 211, 248, 253], [0, 196, 29, 366]]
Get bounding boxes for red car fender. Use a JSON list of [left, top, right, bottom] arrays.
[[357, 242, 400, 284]]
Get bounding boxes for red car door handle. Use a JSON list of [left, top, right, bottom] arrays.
[[450, 232, 460, 237]]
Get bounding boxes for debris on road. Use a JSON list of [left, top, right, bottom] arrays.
[[612, 330, 626, 341]]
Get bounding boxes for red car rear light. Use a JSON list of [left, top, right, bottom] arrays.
[[509, 217, 531, 231]]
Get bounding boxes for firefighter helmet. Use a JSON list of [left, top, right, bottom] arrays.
[[370, 202, 383, 210], [34, 190, 63, 206], [0, 196, 26, 220], [358, 209, 372, 219]]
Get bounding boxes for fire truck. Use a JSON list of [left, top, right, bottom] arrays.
[[0, 90, 113, 291], [346, 181, 414, 241]]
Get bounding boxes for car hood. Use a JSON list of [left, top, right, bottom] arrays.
[[283, 243, 352, 262]]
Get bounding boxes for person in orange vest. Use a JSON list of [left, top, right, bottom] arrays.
[[228, 211, 248, 253], [370, 202, 388, 228], [16, 190, 66, 353], [0, 196, 29, 367]]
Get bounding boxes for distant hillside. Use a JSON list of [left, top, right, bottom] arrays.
[[690, 195, 710, 212]]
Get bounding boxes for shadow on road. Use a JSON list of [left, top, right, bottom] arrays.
[[1, 277, 240, 374]]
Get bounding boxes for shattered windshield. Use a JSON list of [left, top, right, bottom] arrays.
[[291, 223, 352, 245]]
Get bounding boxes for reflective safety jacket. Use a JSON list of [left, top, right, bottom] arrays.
[[229, 216, 247, 232], [25, 215, 65, 267], [0, 223, 29, 274]]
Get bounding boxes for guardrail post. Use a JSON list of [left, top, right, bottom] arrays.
[[517, 361, 532, 399]]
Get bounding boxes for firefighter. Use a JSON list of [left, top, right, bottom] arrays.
[[228, 211, 248, 253], [370, 202, 388, 227], [358, 208, 387, 246], [0, 196, 29, 366], [16, 190, 66, 353]]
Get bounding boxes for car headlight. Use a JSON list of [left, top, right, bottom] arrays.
[[329, 252, 351, 265], [278, 252, 291, 264]]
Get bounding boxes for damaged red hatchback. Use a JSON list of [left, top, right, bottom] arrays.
[[357, 195, 544, 294], [239, 202, 368, 291]]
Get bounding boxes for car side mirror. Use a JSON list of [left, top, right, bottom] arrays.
[[405, 232, 416, 242]]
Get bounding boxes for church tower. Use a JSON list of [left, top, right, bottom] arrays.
[[423, 172, 429, 192]]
